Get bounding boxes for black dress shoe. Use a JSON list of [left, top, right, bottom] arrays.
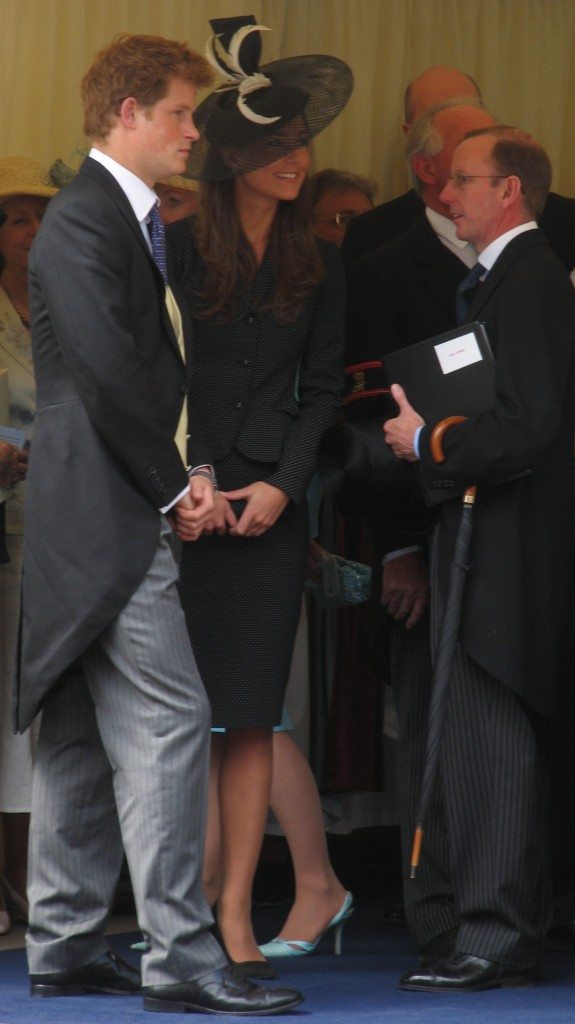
[[399, 952, 539, 992], [30, 949, 141, 997], [143, 965, 303, 1015], [231, 959, 277, 980]]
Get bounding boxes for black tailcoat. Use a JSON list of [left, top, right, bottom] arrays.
[[17, 158, 211, 730], [418, 229, 575, 719]]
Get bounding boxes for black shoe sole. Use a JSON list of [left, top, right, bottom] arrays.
[[143, 994, 304, 1015], [31, 983, 140, 997], [399, 975, 536, 993]]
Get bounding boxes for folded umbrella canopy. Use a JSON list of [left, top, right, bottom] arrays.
[[410, 416, 477, 878]]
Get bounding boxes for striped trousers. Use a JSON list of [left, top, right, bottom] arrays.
[[26, 521, 227, 985], [441, 646, 550, 967]]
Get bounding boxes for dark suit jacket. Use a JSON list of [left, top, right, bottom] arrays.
[[16, 157, 211, 730], [168, 220, 345, 506], [341, 189, 422, 274], [344, 214, 468, 550], [342, 186, 575, 274], [418, 229, 575, 719]]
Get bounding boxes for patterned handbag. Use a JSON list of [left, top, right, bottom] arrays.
[[305, 542, 372, 608]]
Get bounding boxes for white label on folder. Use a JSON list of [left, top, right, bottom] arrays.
[[435, 332, 482, 374]]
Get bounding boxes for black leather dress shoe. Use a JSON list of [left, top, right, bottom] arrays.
[[399, 952, 539, 992], [143, 965, 303, 1015], [30, 949, 141, 997]]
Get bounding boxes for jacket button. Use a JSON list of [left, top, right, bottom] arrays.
[[246, 314, 255, 323], [180, 385, 189, 395], [234, 401, 244, 410]]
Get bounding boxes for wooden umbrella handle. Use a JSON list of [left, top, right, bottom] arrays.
[[429, 415, 468, 464], [429, 415, 477, 504]]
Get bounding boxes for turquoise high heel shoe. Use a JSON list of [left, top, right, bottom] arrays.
[[258, 891, 353, 958]]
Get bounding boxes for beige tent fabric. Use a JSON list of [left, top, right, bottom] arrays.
[[2, 0, 575, 202]]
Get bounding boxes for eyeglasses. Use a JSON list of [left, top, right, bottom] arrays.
[[314, 212, 358, 228], [449, 173, 509, 190]]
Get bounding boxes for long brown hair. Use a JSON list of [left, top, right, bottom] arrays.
[[194, 177, 324, 322]]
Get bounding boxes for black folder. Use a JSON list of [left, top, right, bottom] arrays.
[[384, 321, 496, 506]]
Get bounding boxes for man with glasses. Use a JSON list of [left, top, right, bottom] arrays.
[[342, 65, 575, 277], [310, 168, 376, 247], [344, 98, 497, 967], [385, 126, 575, 991]]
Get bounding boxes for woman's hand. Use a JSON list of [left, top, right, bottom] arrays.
[[221, 481, 289, 537], [202, 491, 239, 536]]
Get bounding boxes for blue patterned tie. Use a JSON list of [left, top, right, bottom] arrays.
[[148, 204, 168, 285], [456, 262, 485, 324]]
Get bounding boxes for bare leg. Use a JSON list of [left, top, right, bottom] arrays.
[[203, 737, 223, 908], [270, 732, 346, 941], [216, 727, 272, 963]]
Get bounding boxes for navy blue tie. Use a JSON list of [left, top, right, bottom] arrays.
[[148, 204, 168, 285], [456, 262, 485, 324]]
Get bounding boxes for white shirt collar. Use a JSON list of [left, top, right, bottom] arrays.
[[89, 147, 159, 224], [479, 222, 538, 272], [426, 206, 473, 251]]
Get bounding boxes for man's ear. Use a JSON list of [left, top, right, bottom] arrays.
[[500, 174, 522, 206], [412, 153, 438, 186], [118, 96, 139, 128]]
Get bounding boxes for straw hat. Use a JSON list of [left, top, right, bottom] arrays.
[[0, 156, 58, 205], [161, 175, 196, 190], [185, 15, 353, 181], [49, 157, 196, 194]]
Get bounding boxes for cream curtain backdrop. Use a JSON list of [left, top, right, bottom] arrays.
[[3, 0, 575, 199]]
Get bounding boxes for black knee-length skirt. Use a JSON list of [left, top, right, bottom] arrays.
[[177, 451, 309, 728]]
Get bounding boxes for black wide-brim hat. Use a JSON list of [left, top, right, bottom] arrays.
[[318, 420, 432, 534], [185, 16, 353, 181]]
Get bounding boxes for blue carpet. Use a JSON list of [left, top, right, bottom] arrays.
[[0, 902, 573, 1022]]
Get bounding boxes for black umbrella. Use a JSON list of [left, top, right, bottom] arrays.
[[410, 416, 476, 878]]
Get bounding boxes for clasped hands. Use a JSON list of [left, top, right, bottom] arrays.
[[171, 478, 288, 542], [383, 383, 424, 462]]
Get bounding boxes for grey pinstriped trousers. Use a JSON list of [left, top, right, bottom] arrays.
[[441, 645, 550, 968], [26, 521, 227, 985]]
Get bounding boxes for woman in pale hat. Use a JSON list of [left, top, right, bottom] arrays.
[[168, 15, 353, 976], [0, 156, 57, 933]]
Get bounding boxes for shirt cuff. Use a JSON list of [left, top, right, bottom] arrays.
[[382, 545, 423, 566], [160, 485, 190, 514], [413, 426, 423, 460], [190, 464, 218, 490]]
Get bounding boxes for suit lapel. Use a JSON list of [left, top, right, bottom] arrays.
[[466, 228, 547, 323], [79, 159, 185, 365], [412, 216, 469, 321]]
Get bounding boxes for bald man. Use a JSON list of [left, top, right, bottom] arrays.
[[402, 65, 481, 130], [342, 66, 480, 271], [342, 64, 575, 275]]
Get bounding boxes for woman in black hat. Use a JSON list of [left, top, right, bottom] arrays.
[[168, 16, 352, 976]]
